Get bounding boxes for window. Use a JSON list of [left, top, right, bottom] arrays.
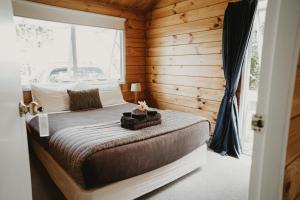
[[14, 16, 124, 85]]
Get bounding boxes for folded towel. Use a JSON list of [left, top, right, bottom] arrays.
[[121, 118, 161, 130], [121, 112, 162, 130]]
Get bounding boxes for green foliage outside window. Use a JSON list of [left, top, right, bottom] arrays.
[[249, 30, 260, 90]]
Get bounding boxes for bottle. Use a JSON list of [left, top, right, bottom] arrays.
[[38, 113, 49, 137]]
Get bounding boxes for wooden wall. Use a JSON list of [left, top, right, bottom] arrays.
[[145, 0, 229, 133], [283, 52, 300, 200], [27, 0, 147, 102]]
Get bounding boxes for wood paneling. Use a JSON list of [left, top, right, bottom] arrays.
[[148, 42, 222, 56], [148, 29, 222, 47], [147, 54, 223, 66], [148, 16, 223, 38], [283, 52, 300, 200], [151, 100, 218, 123], [149, 0, 227, 19], [147, 83, 224, 101], [95, 0, 158, 12], [149, 91, 221, 112], [146, 0, 228, 134], [28, 0, 147, 103], [153, 0, 186, 9], [283, 157, 300, 200], [291, 69, 300, 118], [146, 65, 224, 78], [147, 74, 225, 90], [23, 90, 33, 105], [148, 2, 228, 28]]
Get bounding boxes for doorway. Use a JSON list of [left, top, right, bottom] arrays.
[[239, 0, 267, 155]]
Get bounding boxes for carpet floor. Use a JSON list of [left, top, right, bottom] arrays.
[[30, 150, 251, 200]]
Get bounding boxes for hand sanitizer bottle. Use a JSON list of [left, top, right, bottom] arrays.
[[38, 113, 49, 137]]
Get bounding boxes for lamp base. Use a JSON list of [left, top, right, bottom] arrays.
[[134, 92, 138, 104]]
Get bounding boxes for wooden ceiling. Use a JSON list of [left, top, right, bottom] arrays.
[[96, 0, 159, 12]]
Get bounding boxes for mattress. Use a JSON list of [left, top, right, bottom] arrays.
[[27, 103, 210, 189]]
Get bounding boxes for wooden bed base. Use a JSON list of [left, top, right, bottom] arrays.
[[31, 139, 207, 200]]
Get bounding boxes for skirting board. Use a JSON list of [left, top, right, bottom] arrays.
[[31, 139, 207, 200]]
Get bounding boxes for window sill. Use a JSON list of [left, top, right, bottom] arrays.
[[21, 79, 122, 91]]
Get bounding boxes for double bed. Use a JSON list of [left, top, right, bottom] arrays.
[[27, 102, 210, 200]]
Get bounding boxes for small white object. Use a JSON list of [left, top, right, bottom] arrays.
[[38, 113, 49, 137], [130, 83, 141, 92]]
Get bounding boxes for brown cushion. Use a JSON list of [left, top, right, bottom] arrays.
[[67, 88, 102, 111]]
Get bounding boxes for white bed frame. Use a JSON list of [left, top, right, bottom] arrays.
[[31, 139, 207, 200]]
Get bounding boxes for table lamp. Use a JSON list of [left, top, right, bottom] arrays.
[[131, 83, 141, 103]]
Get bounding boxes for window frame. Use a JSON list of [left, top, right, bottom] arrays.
[[12, 0, 126, 86]]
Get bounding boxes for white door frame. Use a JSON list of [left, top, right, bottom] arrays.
[[249, 0, 300, 199], [0, 0, 32, 199]]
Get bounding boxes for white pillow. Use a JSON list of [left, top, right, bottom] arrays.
[[100, 86, 126, 107], [31, 84, 72, 113]]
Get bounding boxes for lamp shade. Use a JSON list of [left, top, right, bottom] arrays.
[[131, 83, 141, 92]]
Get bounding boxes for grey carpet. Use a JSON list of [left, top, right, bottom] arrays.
[[30, 150, 251, 200], [139, 151, 251, 200]]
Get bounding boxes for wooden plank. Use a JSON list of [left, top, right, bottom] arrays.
[[145, 0, 227, 137], [147, 16, 223, 39], [127, 47, 145, 57], [127, 56, 146, 66], [126, 19, 145, 30], [291, 69, 300, 118], [147, 82, 224, 101], [150, 0, 227, 19], [126, 74, 146, 83], [148, 2, 227, 28], [285, 116, 300, 166], [147, 29, 222, 47], [23, 90, 32, 105], [150, 100, 218, 123], [106, 0, 157, 12], [126, 28, 145, 39], [147, 74, 225, 90], [146, 65, 224, 78], [153, 0, 186, 9], [283, 156, 300, 200], [148, 42, 222, 56], [126, 38, 146, 48], [149, 91, 221, 112], [126, 66, 146, 75], [147, 54, 222, 66], [283, 52, 300, 200]]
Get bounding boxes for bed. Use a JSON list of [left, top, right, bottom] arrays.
[[27, 102, 210, 200]]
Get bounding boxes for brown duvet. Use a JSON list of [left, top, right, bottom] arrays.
[[27, 103, 210, 189]]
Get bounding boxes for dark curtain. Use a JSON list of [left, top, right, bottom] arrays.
[[209, 0, 258, 158]]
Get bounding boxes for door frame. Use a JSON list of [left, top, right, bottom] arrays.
[[249, 0, 300, 199]]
